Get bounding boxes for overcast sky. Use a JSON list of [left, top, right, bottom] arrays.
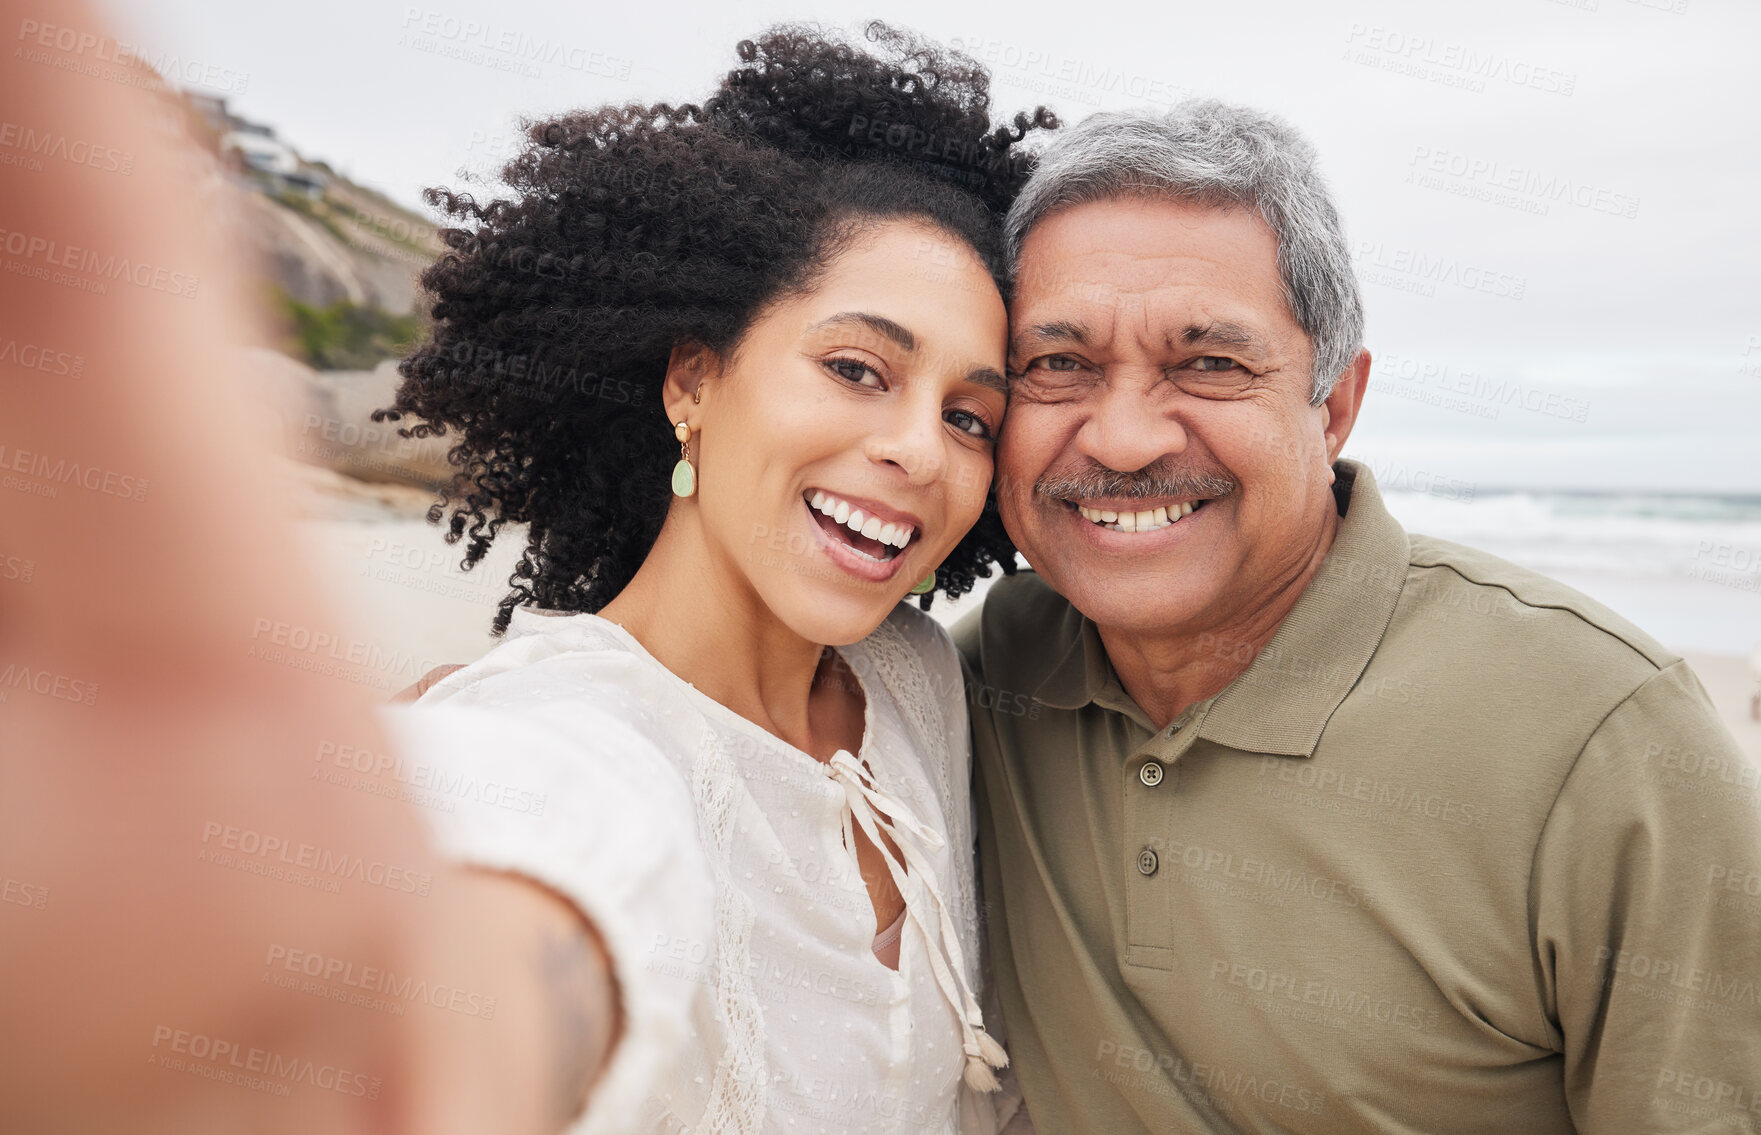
[[106, 0, 1761, 493]]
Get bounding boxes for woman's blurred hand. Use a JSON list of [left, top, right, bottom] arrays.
[[0, 3, 612, 1131]]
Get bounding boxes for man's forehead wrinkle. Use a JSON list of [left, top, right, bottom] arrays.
[[1127, 294, 1160, 347], [1081, 247, 1236, 289], [1014, 252, 1291, 360]]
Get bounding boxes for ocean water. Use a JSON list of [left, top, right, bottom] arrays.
[[1379, 489, 1761, 657], [1345, 354, 1761, 656]]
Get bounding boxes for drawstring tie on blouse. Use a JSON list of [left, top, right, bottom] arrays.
[[827, 749, 1009, 1092]]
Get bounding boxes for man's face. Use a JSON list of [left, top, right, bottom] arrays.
[[999, 196, 1352, 639]]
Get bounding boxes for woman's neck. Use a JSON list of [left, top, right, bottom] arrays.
[[596, 514, 861, 759]]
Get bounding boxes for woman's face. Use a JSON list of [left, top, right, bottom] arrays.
[[677, 219, 1009, 646]]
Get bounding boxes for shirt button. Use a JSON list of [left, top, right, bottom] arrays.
[[1136, 848, 1159, 876], [1139, 761, 1164, 787]]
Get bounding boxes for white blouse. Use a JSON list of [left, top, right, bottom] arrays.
[[378, 601, 1006, 1135]]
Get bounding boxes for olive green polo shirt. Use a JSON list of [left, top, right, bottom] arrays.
[[956, 460, 1761, 1134]]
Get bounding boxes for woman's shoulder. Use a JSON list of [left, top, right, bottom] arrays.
[[419, 608, 659, 707], [412, 608, 701, 764], [850, 602, 970, 762], [383, 609, 701, 835], [864, 600, 963, 680]]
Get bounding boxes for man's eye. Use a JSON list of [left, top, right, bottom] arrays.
[[945, 408, 993, 440], [1028, 354, 1082, 372], [825, 357, 883, 389], [1191, 356, 1241, 373]]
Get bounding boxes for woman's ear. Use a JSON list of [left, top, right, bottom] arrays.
[[662, 342, 715, 425]]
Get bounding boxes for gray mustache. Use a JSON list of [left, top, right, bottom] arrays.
[[1035, 461, 1238, 502]]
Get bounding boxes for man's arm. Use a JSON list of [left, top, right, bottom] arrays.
[[1534, 659, 1761, 1131]]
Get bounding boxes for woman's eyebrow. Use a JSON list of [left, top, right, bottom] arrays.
[[804, 311, 917, 351], [964, 367, 1008, 394], [806, 311, 1003, 393]]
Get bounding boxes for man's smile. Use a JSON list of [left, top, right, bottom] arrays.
[[1069, 496, 1214, 533]]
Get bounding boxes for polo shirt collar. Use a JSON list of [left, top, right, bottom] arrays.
[[1029, 459, 1410, 757], [1032, 607, 1110, 711]]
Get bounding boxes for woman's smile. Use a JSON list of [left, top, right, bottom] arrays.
[[806, 488, 921, 558], [803, 488, 922, 583]]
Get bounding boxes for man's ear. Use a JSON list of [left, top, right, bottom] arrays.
[[662, 342, 716, 426], [1319, 348, 1371, 465]]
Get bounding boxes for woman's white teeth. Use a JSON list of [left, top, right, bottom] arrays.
[[1076, 500, 1197, 532], [810, 491, 915, 549]]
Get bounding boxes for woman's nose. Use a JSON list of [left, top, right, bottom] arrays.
[[863, 398, 947, 486]]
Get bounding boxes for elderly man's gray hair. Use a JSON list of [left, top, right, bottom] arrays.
[[1005, 100, 1364, 405]]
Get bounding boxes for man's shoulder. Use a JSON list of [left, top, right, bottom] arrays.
[[952, 571, 1082, 682], [1402, 532, 1677, 680]]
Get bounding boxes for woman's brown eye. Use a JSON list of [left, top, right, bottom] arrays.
[[826, 358, 883, 388], [945, 409, 992, 439]]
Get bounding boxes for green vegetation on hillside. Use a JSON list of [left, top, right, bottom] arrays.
[[269, 283, 425, 371]]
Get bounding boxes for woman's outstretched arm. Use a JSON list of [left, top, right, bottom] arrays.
[[0, 2, 614, 1131]]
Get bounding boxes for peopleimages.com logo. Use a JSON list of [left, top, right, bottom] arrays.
[[148, 1026, 379, 1097]]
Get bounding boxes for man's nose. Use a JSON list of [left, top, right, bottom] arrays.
[[1075, 381, 1187, 474]]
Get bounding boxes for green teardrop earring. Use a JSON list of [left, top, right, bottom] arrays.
[[670, 421, 695, 498], [910, 572, 936, 595]]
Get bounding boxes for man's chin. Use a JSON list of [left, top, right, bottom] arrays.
[[1036, 558, 1228, 637]]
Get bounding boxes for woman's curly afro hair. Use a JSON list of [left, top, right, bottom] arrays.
[[376, 22, 1058, 634]]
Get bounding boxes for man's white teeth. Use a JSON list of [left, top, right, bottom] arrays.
[[809, 490, 915, 549], [1075, 500, 1197, 532]]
